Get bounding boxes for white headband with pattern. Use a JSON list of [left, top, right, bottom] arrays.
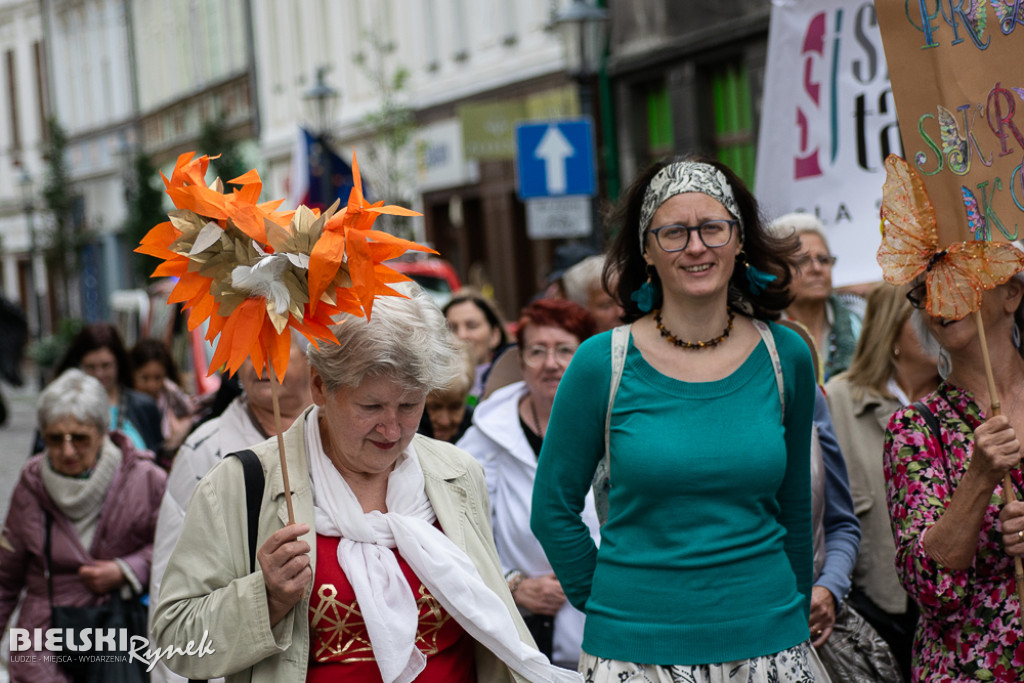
[[639, 161, 743, 252]]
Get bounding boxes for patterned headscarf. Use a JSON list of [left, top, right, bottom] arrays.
[[638, 161, 743, 253]]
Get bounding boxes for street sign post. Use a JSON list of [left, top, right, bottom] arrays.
[[525, 196, 592, 240], [515, 119, 596, 199]]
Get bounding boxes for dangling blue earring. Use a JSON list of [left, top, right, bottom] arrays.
[[631, 267, 657, 312], [740, 252, 776, 295]]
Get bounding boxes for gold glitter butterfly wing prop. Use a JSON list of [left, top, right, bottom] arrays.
[[929, 240, 1024, 320], [877, 154, 939, 285], [877, 154, 1024, 321]]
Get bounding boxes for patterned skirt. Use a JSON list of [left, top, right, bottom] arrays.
[[578, 642, 832, 683]]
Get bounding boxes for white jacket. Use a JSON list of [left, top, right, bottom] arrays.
[[457, 381, 601, 669]]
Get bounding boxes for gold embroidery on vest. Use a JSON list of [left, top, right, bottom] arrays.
[[310, 584, 375, 663], [309, 582, 454, 664], [414, 583, 451, 656]]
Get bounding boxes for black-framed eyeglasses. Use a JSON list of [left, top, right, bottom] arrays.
[[906, 282, 927, 310], [648, 219, 738, 252], [794, 253, 838, 269]]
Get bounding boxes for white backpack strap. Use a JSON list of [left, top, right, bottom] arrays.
[[752, 319, 785, 424], [593, 324, 630, 525]]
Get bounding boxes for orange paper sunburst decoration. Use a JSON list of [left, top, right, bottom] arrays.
[[135, 150, 430, 382], [308, 151, 432, 317]]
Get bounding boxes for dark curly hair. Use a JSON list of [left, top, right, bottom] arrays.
[[603, 155, 799, 322]]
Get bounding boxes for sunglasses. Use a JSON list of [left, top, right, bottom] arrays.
[[906, 283, 927, 310], [43, 432, 95, 449]]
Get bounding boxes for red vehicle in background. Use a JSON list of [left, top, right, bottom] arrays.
[[388, 253, 462, 308]]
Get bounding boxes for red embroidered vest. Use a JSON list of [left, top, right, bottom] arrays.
[[307, 534, 477, 682]]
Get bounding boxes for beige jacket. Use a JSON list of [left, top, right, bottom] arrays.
[[824, 375, 909, 614], [152, 406, 534, 682]]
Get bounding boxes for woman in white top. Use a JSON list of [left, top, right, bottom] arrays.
[[458, 297, 599, 669]]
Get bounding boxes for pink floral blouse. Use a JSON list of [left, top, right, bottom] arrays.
[[884, 382, 1024, 682]]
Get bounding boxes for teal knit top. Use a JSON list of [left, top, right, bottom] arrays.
[[531, 321, 816, 665]]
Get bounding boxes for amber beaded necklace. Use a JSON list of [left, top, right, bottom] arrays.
[[654, 307, 734, 350]]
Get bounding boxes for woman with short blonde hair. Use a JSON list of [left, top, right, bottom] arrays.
[[825, 282, 938, 679]]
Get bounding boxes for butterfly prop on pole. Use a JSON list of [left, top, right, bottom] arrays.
[[135, 151, 431, 523], [876, 155, 1024, 321], [877, 152, 1024, 613]]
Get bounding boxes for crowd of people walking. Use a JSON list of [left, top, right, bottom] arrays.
[[0, 153, 1022, 683]]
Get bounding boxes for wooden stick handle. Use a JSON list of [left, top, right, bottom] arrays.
[[973, 312, 1024, 608], [268, 359, 296, 525], [974, 310, 1001, 415], [1003, 473, 1024, 608]]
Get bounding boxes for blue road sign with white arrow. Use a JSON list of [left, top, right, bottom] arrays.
[[515, 119, 596, 200]]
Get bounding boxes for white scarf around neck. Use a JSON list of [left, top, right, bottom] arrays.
[[304, 406, 580, 683]]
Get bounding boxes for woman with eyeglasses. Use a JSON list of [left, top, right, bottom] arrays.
[[770, 213, 863, 381], [883, 268, 1024, 681], [531, 157, 826, 681], [457, 297, 599, 670], [0, 369, 166, 682]]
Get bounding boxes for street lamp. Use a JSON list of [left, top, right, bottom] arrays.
[[555, 0, 608, 250], [303, 66, 341, 211], [555, 0, 608, 114], [19, 168, 46, 389]]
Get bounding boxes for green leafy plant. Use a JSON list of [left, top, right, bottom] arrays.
[[353, 33, 416, 240]]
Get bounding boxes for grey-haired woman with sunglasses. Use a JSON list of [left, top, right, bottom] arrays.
[[531, 156, 828, 681], [0, 369, 166, 682]]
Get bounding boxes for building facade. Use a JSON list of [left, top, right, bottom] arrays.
[[0, 0, 50, 337], [251, 0, 582, 319], [0, 0, 784, 337]]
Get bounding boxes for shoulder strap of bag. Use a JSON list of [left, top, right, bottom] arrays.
[[912, 400, 943, 456], [227, 449, 264, 573], [185, 451, 263, 683], [751, 319, 785, 423], [43, 508, 55, 608], [593, 325, 631, 526], [604, 324, 631, 459]]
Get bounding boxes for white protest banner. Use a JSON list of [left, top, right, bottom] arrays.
[[755, 0, 898, 285]]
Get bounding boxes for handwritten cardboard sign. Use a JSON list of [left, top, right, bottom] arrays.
[[875, 1, 1024, 247]]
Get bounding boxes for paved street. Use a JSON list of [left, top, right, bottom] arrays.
[[0, 379, 41, 683], [0, 380, 40, 518]]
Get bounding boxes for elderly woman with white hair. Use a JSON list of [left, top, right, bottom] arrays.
[[152, 286, 581, 683], [0, 369, 166, 682], [562, 254, 624, 333], [770, 213, 863, 380]]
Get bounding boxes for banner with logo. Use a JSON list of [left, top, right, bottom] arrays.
[[875, 0, 1024, 247], [756, 0, 897, 285]]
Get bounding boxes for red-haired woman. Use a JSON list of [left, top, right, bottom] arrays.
[[457, 298, 599, 670]]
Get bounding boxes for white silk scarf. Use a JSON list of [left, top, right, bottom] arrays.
[[304, 406, 581, 683]]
